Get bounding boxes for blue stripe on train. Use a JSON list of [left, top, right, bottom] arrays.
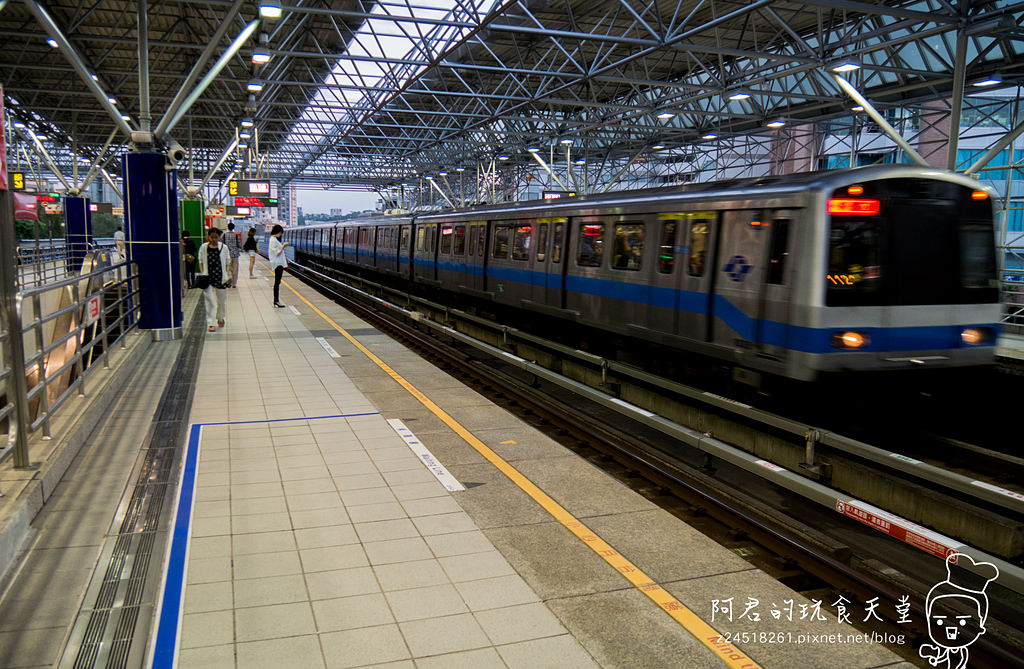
[[345, 255, 998, 354]]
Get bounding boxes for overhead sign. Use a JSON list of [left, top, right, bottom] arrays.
[[9, 172, 25, 190], [112, 206, 124, 216], [225, 206, 251, 217], [228, 179, 271, 197], [234, 196, 278, 207], [36, 193, 60, 202], [90, 202, 113, 214], [543, 191, 576, 199], [43, 203, 63, 215]]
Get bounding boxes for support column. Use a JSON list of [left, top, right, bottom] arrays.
[[179, 199, 204, 241], [123, 152, 182, 340], [64, 196, 92, 274]]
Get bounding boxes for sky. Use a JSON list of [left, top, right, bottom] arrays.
[[298, 188, 380, 214]]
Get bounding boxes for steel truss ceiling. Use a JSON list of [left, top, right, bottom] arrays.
[[2, 0, 1024, 191]]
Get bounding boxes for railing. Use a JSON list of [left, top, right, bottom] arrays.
[[15, 238, 118, 288], [1002, 268, 1024, 333], [0, 260, 140, 469]]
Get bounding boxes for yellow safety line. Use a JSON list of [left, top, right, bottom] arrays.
[[272, 269, 761, 669]]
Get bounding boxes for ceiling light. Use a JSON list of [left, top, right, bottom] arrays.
[[702, 132, 718, 140], [498, 155, 509, 160], [575, 158, 586, 165], [972, 74, 1002, 87], [651, 143, 665, 150], [559, 138, 573, 145], [425, 175, 434, 180], [239, 130, 251, 139], [439, 171, 448, 176], [107, 96, 117, 105], [766, 120, 786, 128], [46, 38, 58, 48], [258, 1, 282, 19], [455, 168, 464, 172], [527, 146, 540, 153], [831, 62, 860, 73], [252, 48, 270, 65], [238, 142, 248, 149], [240, 117, 254, 128], [656, 111, 676, 119], [120, 114, 131, 121], [851, 105, 865, 112], [246, 79, 263, 92], [36, 134, 47, 140], [401, 182, 409, 185], [728, 90, 751, 100], [13, 121, 25, 129], [90, 73, 98, 81]]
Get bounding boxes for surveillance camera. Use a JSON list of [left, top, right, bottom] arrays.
[[166, 140, 187, 165]]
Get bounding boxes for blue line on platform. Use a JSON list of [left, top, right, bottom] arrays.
[[151, 411, 382, 668]]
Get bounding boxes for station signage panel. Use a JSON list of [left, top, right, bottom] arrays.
[[225, 206, 252, 217], [43, 203, 63, 215], [542, 190, 576, 199], [36, 193, 60, 203], [8, 172, 25, 190], [90, 202, 114, 214], [228, 179, 272, 197], [234, 196, 279, 208]]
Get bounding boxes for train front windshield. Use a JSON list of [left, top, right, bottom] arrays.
[[825, 178, 998, 306]]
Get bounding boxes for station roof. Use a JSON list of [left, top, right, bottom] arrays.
[[2, 0, 1023, 189]]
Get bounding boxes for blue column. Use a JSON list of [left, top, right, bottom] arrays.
[[123, 152, 182, 340], [64, 196, 92, 274]]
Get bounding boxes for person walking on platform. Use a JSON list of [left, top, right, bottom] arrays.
[[269, 224, 290, 308], [223, 221, 242, 287], [197, 227, 231, 332], [244, 228, 259, 277], [181, 230, 198, 289], [114, 226, 126, 259]]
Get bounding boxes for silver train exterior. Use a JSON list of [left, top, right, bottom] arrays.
[[283, 165, 1001, 381]]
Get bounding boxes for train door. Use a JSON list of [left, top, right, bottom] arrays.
[[531, 218, 563, 306], [755, 211, 794, 359], [471, 222, 488, 292], [399, 225, 411, 278], [710, 210, 771, 351]]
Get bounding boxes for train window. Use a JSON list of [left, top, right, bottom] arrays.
[[440, 225, 453, 254], [658, 222, 677, 274], [492, 225, 511, 258], [469, 227, 477, 256], [478, 225, 487, 257], [552, 223, 564, 263], [401, 227, 410, 252], [766, 219, 790, 285], [688, 220, 710, 277], [416, 227, 425, 252], [454, 225, 467, 255], [537, 224, 548, 262], [577, 223, 605, 267], [512, 225, 532, 261], [612, 224, 644, 271]]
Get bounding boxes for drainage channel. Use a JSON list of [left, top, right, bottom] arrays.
[[58, 304, 205, 669]]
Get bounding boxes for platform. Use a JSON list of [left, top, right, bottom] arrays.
[[0, 266, 912, 669]]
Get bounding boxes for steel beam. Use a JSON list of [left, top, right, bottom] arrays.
[[831, 74, 929, 167]]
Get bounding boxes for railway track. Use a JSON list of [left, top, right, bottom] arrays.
[[286, 259, 1024, 668]]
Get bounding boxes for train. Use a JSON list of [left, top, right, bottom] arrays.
[[278, 165, 1001, 383]]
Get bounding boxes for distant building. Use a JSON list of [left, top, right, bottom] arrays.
[[330, 208, 345, 216]]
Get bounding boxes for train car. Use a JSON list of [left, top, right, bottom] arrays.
[[298, 165, 1001, 382]]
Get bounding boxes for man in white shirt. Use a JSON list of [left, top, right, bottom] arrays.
[[114, 227, 125, 259]]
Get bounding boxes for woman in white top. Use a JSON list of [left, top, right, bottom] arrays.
[[197, 227, 231, 331], [268, 224, 290, 308]]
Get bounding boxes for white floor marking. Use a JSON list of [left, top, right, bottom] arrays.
[[388, 418, 465, 492]]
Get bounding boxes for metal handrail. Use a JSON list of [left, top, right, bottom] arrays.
[[0, 259, 141, 469]]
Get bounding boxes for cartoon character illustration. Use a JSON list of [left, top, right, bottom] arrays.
[[919, 553, 999, 669]]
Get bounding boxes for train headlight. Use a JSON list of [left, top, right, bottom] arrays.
[[961, 327, 991, 345], [831, 331, 870, 349]]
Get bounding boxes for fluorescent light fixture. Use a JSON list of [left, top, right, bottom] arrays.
[[36, 134, 47, 140], [439, 171, 448, 176], [575, 158, 586, 165], [498, 155, 509, 160], [246, 79, 263, 92], [527, 146, 540, 153], [851, 105, 865, 112], [656, 111, 676, 119], [559, 138, 573, 145], [425, 175, 434, 180], [831, 62, 860, 73], [766, 120, 786, 128], [972, 74, 1002, 87], [252, 48, 270, 65], [238, 142, 248, 149], [258, 1, 282, 19], [728, 90, 751, 100], [239, 130, 252, 139], [120, 114, 131, 121], [90, 73, 98, 81], [46, 38, 58, 48], [13, 121, 24, 129], [702, 132, 718, 139], [107, 96, 117, 105], [454, 168, 464, 172], [651, 143, 666, 150], [401, 182, 409, 185], [240, 117, 254, 128]]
